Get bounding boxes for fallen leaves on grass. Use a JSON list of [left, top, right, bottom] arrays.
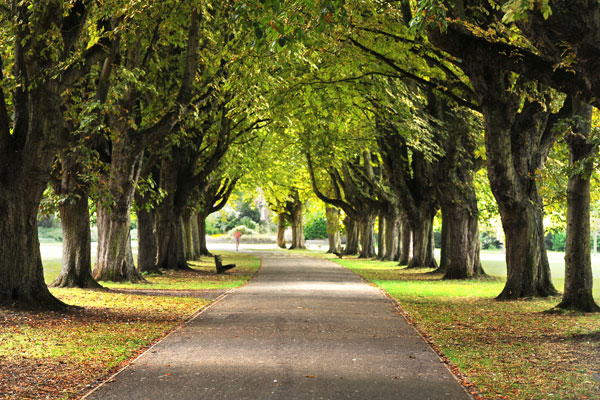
[[337, 257, 600, 400], [0, 290, 209, 400]]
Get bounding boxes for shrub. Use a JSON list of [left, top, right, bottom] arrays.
[[480, 231, 503, 250], [304, 215, 328, 240]]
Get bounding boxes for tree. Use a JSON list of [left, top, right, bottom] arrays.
[[92, 3, 203, 281], [555, 97, 600, 312], [418, 2, 560, 297], [0, 1, 108, 308]]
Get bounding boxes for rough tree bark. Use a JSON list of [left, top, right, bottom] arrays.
[[286, 193, 306, 250], [136, 203, 157, 274], [433, 109, 485, 279], [277, 214, 288, 249], [378, 127, 439, 269], [357, 213, 377, 258], [556, 98, 600, 312], [399, 220, 411, 266], [198, 213, 211, 255], [343, 217, 360, 255], [382, 213, 400, 261], [325, 206, 342, 254], [190, 213, 201, 260], [51, 192, 100, 288], [428, 24, 558, 298], [93, 148, 145, 282], [50, 151, 101, 288], [0, 1, 103, 308]]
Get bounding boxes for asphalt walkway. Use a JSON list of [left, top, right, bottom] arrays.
[[83, 253, 471, 400]]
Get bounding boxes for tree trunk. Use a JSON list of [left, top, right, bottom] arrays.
[[155, 208, 189, 270], [399, 220, 411, 265], [325, 206, 342, 254], [191, 212, 201, 260], [428, 22, 558, 298], [469, 63, 556, 298], [277, 213, 287, 249], [94, 205, 144, 282], [358, 214, 377, 258], [135, 189, 158, 274], [0, 185, 66, 309], [197, 213, 211, 256], [483, 101, 557, 299], [183, 213, 194, 261], [288, 206, 306, 250], [556, 99, 599, 312], [93, 145, 144, 282], [442, 205, 485, 279], [407, 212, 438, 269], [383, 213, 400, 261], [51, 193, 101, 288], [377, 213, 385, 259], [343, 216, 360, 255]]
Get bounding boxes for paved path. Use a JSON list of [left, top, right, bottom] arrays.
[[84, 253, 471, 400]]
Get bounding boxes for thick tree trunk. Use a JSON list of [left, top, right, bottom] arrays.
[[407, 212, 438, 269], [428, 23, 558, 298], [325, 207, 342, 254], [135, 193, 158, 274], [343, 217, 360, 255], [557, 100, 599, 312], [358, 214, 377, 258], [485, 105, 556, 299], [442, 206, 484, 279], [51, 193, 101, 288], [470, 64, 556, 298], [399, 220, 411, 265], [191, 213, 201, 259], [94, 205, 144, 282], [0, 185, 66, 309], [377, 213, 385, 259], [277, 213, 287, 249], [382, 213, 400, 261], [155, 208, 189, 270], [197, 213, 211, 256], [328, 232, 342, 254], [288, 207, 306, 250], [183, 213, 194, 261], [93, 146, 144, 282]]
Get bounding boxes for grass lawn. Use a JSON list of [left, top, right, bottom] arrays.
[[284, 247, 599, 400], [1, 252, 260, 400]]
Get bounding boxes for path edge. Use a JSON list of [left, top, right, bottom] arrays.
[[320, 256, 479, 400], [79, 253, 264, 400]]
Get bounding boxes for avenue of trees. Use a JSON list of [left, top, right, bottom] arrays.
[[1, 0, 599, 313]]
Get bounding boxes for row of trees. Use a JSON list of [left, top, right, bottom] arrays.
[[1, 1, 599, 314], [248, 0, 600, 312], [0, 1, 270, 308]]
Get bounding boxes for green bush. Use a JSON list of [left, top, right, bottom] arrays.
[[304, 215, 328, 240], [546, 231, 566, 252], [205, 215, 220, 235], [480, 231, 503, 250]]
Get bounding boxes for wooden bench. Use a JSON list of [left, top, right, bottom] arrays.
[[214, 255, 236, 274]]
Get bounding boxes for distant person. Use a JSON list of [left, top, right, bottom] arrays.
[[234, 229, 242, 251]]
